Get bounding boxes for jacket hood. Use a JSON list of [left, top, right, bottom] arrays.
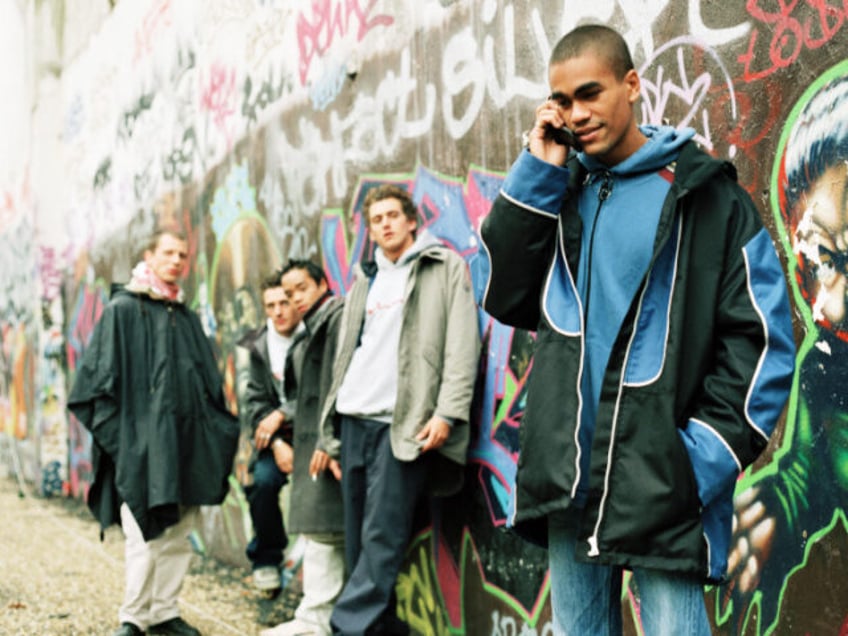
[[110, 284, 157, 302], [672, 139, 739, 193], [372, 229, 443, 271], [573, 126, 737, 194], [110, 282, 186, 304], [303, 293, 342, 334], [302, 290, 334, 323], [579, 125, 695, 176], [110, 283, 129, 299]]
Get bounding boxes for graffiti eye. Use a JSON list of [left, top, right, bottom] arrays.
[[818, 245, 848, 278], [816, 262, 837, 284]]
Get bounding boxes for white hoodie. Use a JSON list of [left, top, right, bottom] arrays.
[[335, 230, 441, 421]]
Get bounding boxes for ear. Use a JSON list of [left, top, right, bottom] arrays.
[[143, 249, 154, 263], [624, 69, 641, 105], [318, 278, 329, 295]]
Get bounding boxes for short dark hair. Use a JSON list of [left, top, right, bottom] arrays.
[[550, 24, 634, 80], [362, 184, 417, 224], [260, 269, 284, 292], [145, 227, 187, 253], [281, 259, 327, 286]]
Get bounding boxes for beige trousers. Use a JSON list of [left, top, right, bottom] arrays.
[[118, 503, 199, 629]]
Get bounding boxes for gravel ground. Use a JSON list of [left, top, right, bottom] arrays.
[[0, 476, 299, 636]]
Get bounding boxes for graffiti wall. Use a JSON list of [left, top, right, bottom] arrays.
[[1, 0, 847, 633]]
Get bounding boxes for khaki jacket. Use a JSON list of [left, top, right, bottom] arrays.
[[320, 244, 481, 495]]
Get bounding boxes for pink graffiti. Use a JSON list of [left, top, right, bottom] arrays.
[[201, 63, 238, 147], [0, 190, 15, 227], [739, 0, 848, 82], [296, 0, 394, 85], [38, 247, 63, 303], [67, 411, 93, 500], [66, 285, 106, 373], [134, 0, 173, 63]]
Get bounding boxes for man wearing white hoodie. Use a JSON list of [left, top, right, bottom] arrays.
[[318, 184, 480, 635]]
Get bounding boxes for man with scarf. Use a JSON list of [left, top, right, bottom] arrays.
[[68, 228, 239, 636]]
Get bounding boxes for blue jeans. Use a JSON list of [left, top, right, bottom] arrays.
[[548, 512, 710, 636], [245, 450, 288, 569]]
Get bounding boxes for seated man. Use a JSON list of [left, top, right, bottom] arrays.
[[238, 270, 301, 593]]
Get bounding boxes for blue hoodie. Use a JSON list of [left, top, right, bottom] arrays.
[[573, 125, 695, 499], [499, 124, 696, 503]]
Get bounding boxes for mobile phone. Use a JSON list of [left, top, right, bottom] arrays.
[[550, 125, 582, 151]]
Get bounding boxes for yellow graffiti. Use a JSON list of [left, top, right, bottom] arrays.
[[1, 324, 32, 439], [396, 543, 455, 636]]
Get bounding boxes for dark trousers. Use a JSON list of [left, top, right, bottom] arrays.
[[245, 450, 288, 569], [331, 416, 429, 636]]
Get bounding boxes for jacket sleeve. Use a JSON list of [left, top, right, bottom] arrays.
[[318, 281, 366, 458], [435, 255, 482, 423], [242, 347, 285, 435], [480, 150, 568, 330], [679, 192, 796, 509]]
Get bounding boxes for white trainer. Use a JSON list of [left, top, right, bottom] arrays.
[[252, 565, 281, 591]]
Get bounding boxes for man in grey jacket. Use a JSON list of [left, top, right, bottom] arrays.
[[319, 184, 481, 635]]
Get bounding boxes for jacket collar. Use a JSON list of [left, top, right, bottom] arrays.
[[360, 242, 448, 279], [302, 292, 339, 334]]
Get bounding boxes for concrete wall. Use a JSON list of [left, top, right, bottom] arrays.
[[1, 1, 846, 633]]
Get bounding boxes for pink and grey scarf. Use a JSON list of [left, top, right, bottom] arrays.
[[125, 261, 185, 303]]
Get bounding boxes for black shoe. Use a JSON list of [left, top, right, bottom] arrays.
[[365, 614, 410, 636], [148, 617, 201, 636], [112, 623, 144, 636]]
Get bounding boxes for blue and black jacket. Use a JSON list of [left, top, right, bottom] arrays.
[[480, 130, 796, 582]]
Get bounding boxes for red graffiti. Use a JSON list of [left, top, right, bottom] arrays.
[[39, 247, 63, 303], [134, 0, 172, 63], [739, 0, 848, 82], [0, 190, 15, 227], [715, 78, 784, 194], [296, 0, 394, 85], [201, 64, 238, 146]]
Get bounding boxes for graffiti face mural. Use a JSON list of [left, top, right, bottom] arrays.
[[779, 66, 848, 499], [782, 73, 848, 340], [720, 63, 848, 636]]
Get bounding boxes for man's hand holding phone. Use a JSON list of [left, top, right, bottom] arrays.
[[550, 125, 582, 150], [524, 98, 580, 166]]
